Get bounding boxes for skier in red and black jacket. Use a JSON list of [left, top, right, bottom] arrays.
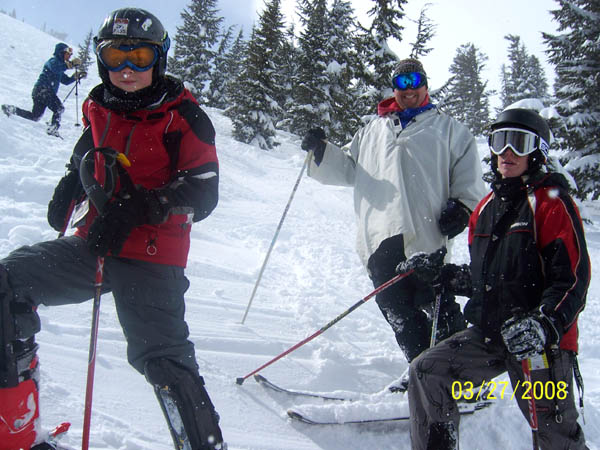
[[405, 108, 590, 449], [0, 8, 226, 450]]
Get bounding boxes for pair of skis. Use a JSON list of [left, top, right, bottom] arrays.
[[254, 374, 493, 426]]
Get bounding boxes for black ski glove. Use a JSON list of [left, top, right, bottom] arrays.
[[396, 247, 447, 283], [439, 263, 472, 297], [47, 167, 83, 232], [501, 306, 563, 360], [87, 188, 169, 257], [301, 128, 327, 165], [439, 198, 471, 239]]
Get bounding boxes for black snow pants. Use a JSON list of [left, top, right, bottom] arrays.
[[367, 235, 466, 362], [14, 86, 64, 129], [0, 235, 225, 449], [0, 235, 196, 374]]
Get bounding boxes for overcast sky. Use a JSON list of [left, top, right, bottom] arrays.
[[3, 0, 559, 108]]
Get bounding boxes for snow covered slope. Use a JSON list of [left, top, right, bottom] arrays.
[[1, 12, 600, 450]]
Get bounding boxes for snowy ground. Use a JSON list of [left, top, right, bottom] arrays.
[[1, 13, 600, 450]]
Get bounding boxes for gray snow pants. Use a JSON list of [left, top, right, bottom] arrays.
[[409, 326, 587, 450], [1, 235, 197, 375]]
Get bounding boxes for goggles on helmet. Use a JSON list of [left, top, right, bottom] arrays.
[[489, 127, 549, 158], [392, 72, 427, 90], [96, 41, 158, 72]]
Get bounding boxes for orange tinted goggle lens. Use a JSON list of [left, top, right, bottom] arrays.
[[100, 45, 156, 69]]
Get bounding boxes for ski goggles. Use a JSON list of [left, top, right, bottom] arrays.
[[392, 72, 427, 90], [96, 42, 159, 72], [489, 127, 550, 158]]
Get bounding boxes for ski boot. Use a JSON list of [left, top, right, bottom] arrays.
[[0, 339, 41, 450], [1, 104, 15, 117], [46, 124, 62, 139]]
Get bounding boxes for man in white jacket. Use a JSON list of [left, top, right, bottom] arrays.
[[301, 58, 486, 374]]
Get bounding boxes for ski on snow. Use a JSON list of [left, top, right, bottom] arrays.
[[255, 374, 494, 426], [287, 401, 493, 426], [255, 374, 491, 404], [254, 374, 357, 401]]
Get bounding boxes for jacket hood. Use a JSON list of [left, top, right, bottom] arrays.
[[377, 94, 431, 117], [54, 43, 69, 58], [533, 171, 571, 191], [377, 97, 402, 116], [492, 171, 571, 202]]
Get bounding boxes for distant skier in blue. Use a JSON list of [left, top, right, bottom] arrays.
[[2, 42, 86, 137]]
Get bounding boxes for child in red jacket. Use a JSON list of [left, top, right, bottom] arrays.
[[0, 8, 225, 450]]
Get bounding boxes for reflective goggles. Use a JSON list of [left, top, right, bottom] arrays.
[[488, 127, 549, 158], [96, 42, 158, 72], [392, 72, 427, 90]]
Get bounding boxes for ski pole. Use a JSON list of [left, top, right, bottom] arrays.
[[62, 83, 77, 103], [236, 269, 414, 385], [74, 68, 80, 127], [58, 198, 77, 238], [429, 290, 442, 347], [240, 150, 313, 324], [81, 255, 104, 450], [78, 148, 131, 449], [521, 358, 540, 450]]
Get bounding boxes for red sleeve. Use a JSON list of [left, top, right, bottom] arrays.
[[535, 187, 590, 328], [468, 192, 492, 246]]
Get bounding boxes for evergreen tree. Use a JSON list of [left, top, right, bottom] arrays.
[[206, 26, 234, 109], [277, 24, 301, 132], [429, 76, 453, 109], [444, 43, 491, 136], [287, 0, 332, 138], [409, 3, 436, 59], [356, 0, 407, 104], [168, 0, 223, 104], [526, 54, 550, 102], [543, 0, 600, 199], [221, 28, 247, 106], [76, 29, 94, 73], [500, 34, 548, 108], [326, 0, 362, 144], [226, 0, 286, 150]]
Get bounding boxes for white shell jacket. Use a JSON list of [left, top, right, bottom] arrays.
[[307, 102, 487, 266]]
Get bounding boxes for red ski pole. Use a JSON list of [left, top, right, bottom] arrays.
[[78, 148, 131, 449], [235, 269, 414, 385], [522, 358, 540, 450], [81, 256, 104, 450]]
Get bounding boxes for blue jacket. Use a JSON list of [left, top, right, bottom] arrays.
[[33, 43, 75, 95]]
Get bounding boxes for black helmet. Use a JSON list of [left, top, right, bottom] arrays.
[[491, 108, 551, 146], [94, 8, 170, 81], [490, 108, 551, 175]]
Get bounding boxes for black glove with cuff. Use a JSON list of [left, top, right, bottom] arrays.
[[47, 166, 84, 232], [396, 247, 447, 284], [438, 263, 472, 297], [87, 188, 170, 257], [500, 306, 563, 360], [439, 198, 471, 239], [301, 128, 327, 165]]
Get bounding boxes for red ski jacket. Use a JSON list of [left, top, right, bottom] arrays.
[[74, 77, 218, 267], [466, 173, 590, 352]]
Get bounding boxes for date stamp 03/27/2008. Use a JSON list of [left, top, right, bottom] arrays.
[[451, 379, 568, 402]]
